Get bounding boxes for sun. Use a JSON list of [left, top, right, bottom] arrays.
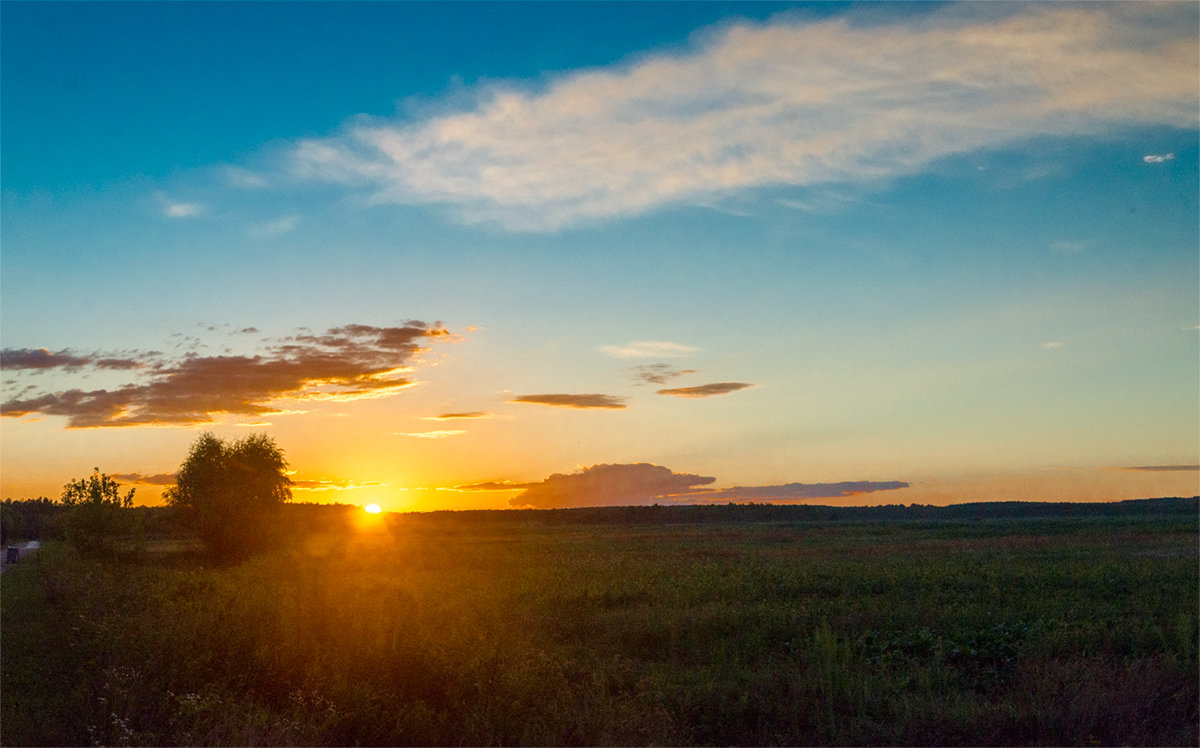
[[364, 503, 382, 514]]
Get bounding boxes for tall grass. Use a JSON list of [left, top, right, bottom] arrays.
[[3, 515, 1196, 745]]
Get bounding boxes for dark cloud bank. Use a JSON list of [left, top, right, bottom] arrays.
[[1, 323, 452, 427], [461, 463, 909, 509]]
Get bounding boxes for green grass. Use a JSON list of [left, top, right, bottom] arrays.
[[3, 514, 1196, 745]]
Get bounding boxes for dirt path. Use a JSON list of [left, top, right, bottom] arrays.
[[0, 541, 41, 575]]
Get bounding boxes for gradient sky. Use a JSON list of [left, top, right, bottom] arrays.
[[2, 1, 1197, 511]]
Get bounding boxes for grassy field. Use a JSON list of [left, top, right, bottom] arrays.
[[2, 509, 1196, 746]]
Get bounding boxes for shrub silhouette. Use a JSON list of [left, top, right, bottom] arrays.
[[166, 432, 291, 559], [60, 468, 137, 555]]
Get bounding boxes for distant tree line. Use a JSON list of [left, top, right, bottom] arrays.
[[5, 483, 1195, 548], [404, 496, 1199, 528]]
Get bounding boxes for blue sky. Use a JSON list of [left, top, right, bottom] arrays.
[[2, 1, 1197, 510]]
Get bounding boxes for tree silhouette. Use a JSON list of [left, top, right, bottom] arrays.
[[61, 468, 136, 554], [166, 432, 292, 559]]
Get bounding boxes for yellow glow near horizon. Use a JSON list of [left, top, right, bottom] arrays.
[[364, 503, 382, 514]]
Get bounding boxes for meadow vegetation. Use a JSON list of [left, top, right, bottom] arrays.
[[2, 500, 1197, 746]]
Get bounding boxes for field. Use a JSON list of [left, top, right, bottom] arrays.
[[2, 504, 1197, 746]]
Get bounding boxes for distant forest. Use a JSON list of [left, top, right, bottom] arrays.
[[427, 496, 1200, 526], [4, 495, 1197, 543]]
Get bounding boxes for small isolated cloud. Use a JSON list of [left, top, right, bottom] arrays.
[[658, 382, 754, 398], [1115, 465, 1199, 472], [632, 364, 696, 385], [509, 463, 716, 508], [398, 430, 465, 439], [1143, 153, 1175, 163], [511, 393, 626, 409], [426, 411, 492, 420], [157, 192, 203, 218], [2, 322, 455, 427], [249, 215, 300, 237], [1040, 342, 1065, 350], [111, 472, 177, 486], [692, 481, 910, 503], [224, 166, 269, 189], [599, 341, 699, 359]]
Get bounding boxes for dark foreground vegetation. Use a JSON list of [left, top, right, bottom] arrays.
[[3, 498, 1197, 746]]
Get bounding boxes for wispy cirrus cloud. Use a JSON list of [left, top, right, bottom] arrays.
[[398, 430, 466, 439], [291, 478, 390, 492], [289, 3, 1196, 231], [425, 411, 492, 420], [1, 322, 455, 428], [600, 341, 698, 359], [511, 393, 626, 410], [1143, 153, 1176, 163], [658, 382, 753, 398], [1114, 465, 1199, 472], [454, 480, 527, 492]]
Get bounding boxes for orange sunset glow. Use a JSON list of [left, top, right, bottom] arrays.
[[1, 1, 1196, 513], [2, 5, 1197, 747]]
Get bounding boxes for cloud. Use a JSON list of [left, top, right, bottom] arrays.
[[631, 364, 696, 385], [157, 192, 203, 218], [224, 166, 269, 188], [690, 481, 910, 503], [511, 393, 627, 409], [501, 463, 909, 508], [658, 382, 754, 398], [1115, 465, 1199, 472], [1040, 342, 1065, 350], [509, 463, 717, 508], [1143, 153, 1175, 163], [454, 480, 528, 492], [289, 3, 1197, 230], [249, 215, 300, 237], [291, 478, 390, 491], [111, 472, 177, 486], [1, 348, 148, 371], [600, 341, 699, 359], [426, 411, 492, 420], [1, 322, 455, 427], [2, 348, 98, 370], [398, 430, 465, 439]]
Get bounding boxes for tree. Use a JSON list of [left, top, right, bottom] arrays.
[[165, 432, 292, 558], [61, 468, 137, 554]]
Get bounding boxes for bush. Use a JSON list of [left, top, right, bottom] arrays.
[[60, 469, 139, 556]]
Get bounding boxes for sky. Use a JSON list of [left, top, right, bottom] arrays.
[[2, 1, 1197, 512]]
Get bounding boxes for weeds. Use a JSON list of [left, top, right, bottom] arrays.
[[2, 514, 1196, 745]]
